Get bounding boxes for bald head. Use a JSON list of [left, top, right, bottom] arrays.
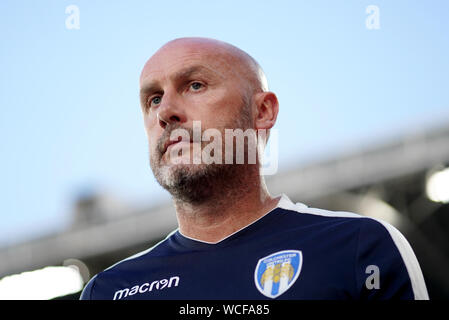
[[139, 37, 279, 202], [140, 37, 268, 96]]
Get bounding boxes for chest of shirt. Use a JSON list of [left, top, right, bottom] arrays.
[[93, 232, 357, 300]]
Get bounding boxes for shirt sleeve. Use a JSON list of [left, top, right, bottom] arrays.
[[79, 274, 98, 300], [355, 217, 429, 300]]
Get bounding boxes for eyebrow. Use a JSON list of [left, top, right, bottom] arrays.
[[139, 64, 224, 101]]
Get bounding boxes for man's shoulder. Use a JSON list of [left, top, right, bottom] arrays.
[[276, 199, 390, 232], [110, 229, 176, 267], [275, 199, 411, 255], [79, 229, 177, 300]]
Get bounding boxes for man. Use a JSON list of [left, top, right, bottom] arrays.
[[80, 37, 429, 300]]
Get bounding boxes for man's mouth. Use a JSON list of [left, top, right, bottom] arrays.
[[163, 138, 192, 155]]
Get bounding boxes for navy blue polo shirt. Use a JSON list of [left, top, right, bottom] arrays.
[[80, 194, 428, 300]]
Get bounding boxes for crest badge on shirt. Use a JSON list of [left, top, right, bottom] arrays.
[[254, 250, 303, 298]]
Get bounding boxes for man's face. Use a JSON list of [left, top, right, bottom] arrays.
[[139, 40, 253, 199]]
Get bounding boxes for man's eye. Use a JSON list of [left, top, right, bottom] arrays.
[[190, 82, 203, 91], [149, 96, 161, 107]]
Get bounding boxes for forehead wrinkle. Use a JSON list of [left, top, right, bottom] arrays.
[[140, 63, 226, 94], [171, 64, 226, 82], [139, 63, 228, 106], [140, 37, 268, 98], [140, 51, 223, 84], [182, 43, 267, 94]]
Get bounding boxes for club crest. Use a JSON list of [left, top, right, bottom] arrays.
[[254, 250, 302, 298]]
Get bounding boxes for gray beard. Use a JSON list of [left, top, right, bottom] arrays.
[[152, 161, 247, 204], [149, 100, 255, 205]]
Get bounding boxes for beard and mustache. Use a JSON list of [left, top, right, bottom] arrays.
[[149, 100, 257, 204]]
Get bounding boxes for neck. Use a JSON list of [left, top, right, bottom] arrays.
[[174, 170, 280, 243]]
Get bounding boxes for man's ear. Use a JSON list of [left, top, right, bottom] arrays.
[[253, 91, 279, 130]]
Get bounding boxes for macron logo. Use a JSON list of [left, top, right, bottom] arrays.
[[113, 276, 180, 300]]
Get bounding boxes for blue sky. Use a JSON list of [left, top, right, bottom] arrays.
[[1, 1, 448, 246]]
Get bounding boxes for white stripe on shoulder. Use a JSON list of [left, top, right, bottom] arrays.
[[278, 193, 429, 300], [278, 193, 363, 218], [372, 219, 429, 300], [103, 228, 179, 272]]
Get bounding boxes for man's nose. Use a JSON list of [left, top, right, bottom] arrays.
[[156, 93, 186, 129]]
